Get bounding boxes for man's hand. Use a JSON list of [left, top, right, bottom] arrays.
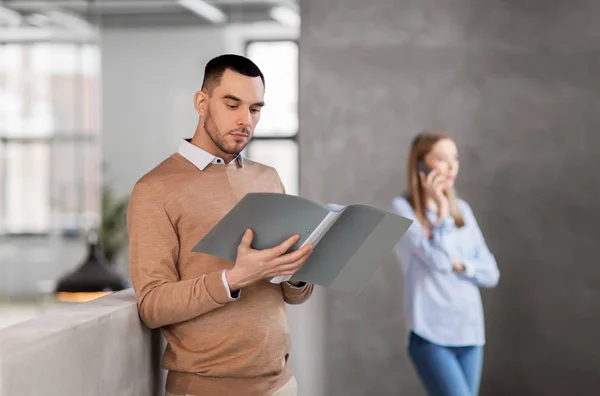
[[226, 229, 313, 290]]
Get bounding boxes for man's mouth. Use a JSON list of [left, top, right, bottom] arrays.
[[230, 132, 248, 141]]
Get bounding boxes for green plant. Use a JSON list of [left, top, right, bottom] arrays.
[[99, 185, 130, 263]]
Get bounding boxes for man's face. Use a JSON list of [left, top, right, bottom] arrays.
[[203, 69, 264, 155]]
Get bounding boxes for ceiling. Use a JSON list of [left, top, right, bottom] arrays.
[[0, 0, 300, 29]]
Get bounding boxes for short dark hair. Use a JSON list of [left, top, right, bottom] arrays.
[[201, 54, 265, 95]]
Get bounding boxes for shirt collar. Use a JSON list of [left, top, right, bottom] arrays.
[[178, 138, 244, 171]]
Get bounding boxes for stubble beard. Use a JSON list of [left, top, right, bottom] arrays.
[[204, 108, 250, 155]]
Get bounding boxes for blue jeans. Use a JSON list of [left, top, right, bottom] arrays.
[[408, 332, 483, 396]]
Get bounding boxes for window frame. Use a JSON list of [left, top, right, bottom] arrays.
[[244, 39, 300, 194], [0, 41, 100, 236], [0, 134, 99, 236]]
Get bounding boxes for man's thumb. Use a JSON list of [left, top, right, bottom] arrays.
[[239, 228, 253, 249]]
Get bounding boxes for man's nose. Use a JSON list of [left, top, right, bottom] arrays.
[[237, 110, 251, 126]]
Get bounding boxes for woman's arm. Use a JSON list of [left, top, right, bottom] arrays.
[[392, 197, 455, 273], [456, 202, 500, 288]]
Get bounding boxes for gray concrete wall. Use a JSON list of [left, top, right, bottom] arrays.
[[0, 289, 162, 396], [299, 0, 600, 395]]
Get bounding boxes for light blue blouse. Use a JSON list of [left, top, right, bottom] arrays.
[[392, 195, 500, 346]]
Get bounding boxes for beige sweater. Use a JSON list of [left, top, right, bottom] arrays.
[[127, 153, 314, 396]]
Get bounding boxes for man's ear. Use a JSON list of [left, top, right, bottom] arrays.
[[194, 90, 209, 117]]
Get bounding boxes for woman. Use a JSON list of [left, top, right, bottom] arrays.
[[392, 131, 500, 396]]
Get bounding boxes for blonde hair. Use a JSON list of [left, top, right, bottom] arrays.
[[407, 130, 465, 230]]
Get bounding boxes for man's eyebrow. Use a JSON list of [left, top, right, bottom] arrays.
[[222, 94, 265, 107], [222, 94, 241, 102]]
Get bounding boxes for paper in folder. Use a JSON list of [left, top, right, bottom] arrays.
[[191, 193, 413, 293]]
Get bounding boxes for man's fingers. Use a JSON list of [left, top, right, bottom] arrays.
[[274, 251, 312, 272], [268, 234, 301, 257], [271, 258, 309, 276], [272, 245, 313, 266]]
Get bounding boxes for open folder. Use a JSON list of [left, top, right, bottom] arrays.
[[191, 193, 412, 293]]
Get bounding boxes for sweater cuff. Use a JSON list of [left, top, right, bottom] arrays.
[[282, 281, 309, 292], [222, 270, 241, 298], [281, 281, 314, 305], [205, 270, 239, 304], [286, 281, 307, 289]]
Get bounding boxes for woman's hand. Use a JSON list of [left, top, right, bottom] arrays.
[[419, 168, 449, 218], [451, 259, 465, 273]]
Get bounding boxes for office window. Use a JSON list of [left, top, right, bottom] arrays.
[[0, 43, 100, 234], [245, 40, 299, 196]]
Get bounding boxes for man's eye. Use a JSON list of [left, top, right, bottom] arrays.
[[228, 104, 238, 109], [251, 108, 261, 113]]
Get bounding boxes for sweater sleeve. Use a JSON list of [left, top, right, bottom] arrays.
[[127, 181, 238, 329], [281, 281, 314, 304]]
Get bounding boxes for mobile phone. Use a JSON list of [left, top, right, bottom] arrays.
[[417, 160, 431, 176]]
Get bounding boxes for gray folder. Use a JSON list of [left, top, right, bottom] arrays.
[[191, 193, 412, 293]]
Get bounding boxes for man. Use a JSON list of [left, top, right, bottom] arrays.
[[127, 54, 314, 396]]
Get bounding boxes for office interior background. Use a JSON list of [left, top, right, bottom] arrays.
[[1, 0, 600, 395]]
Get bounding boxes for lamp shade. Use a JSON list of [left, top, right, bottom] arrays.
[[55, 232, 127, 302]]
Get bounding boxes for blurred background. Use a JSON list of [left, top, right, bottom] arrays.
[[0, 0, 300, 314], [1, 0, 600, 395]]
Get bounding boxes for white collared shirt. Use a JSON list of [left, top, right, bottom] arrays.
[[178, 138, 244, 171]]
